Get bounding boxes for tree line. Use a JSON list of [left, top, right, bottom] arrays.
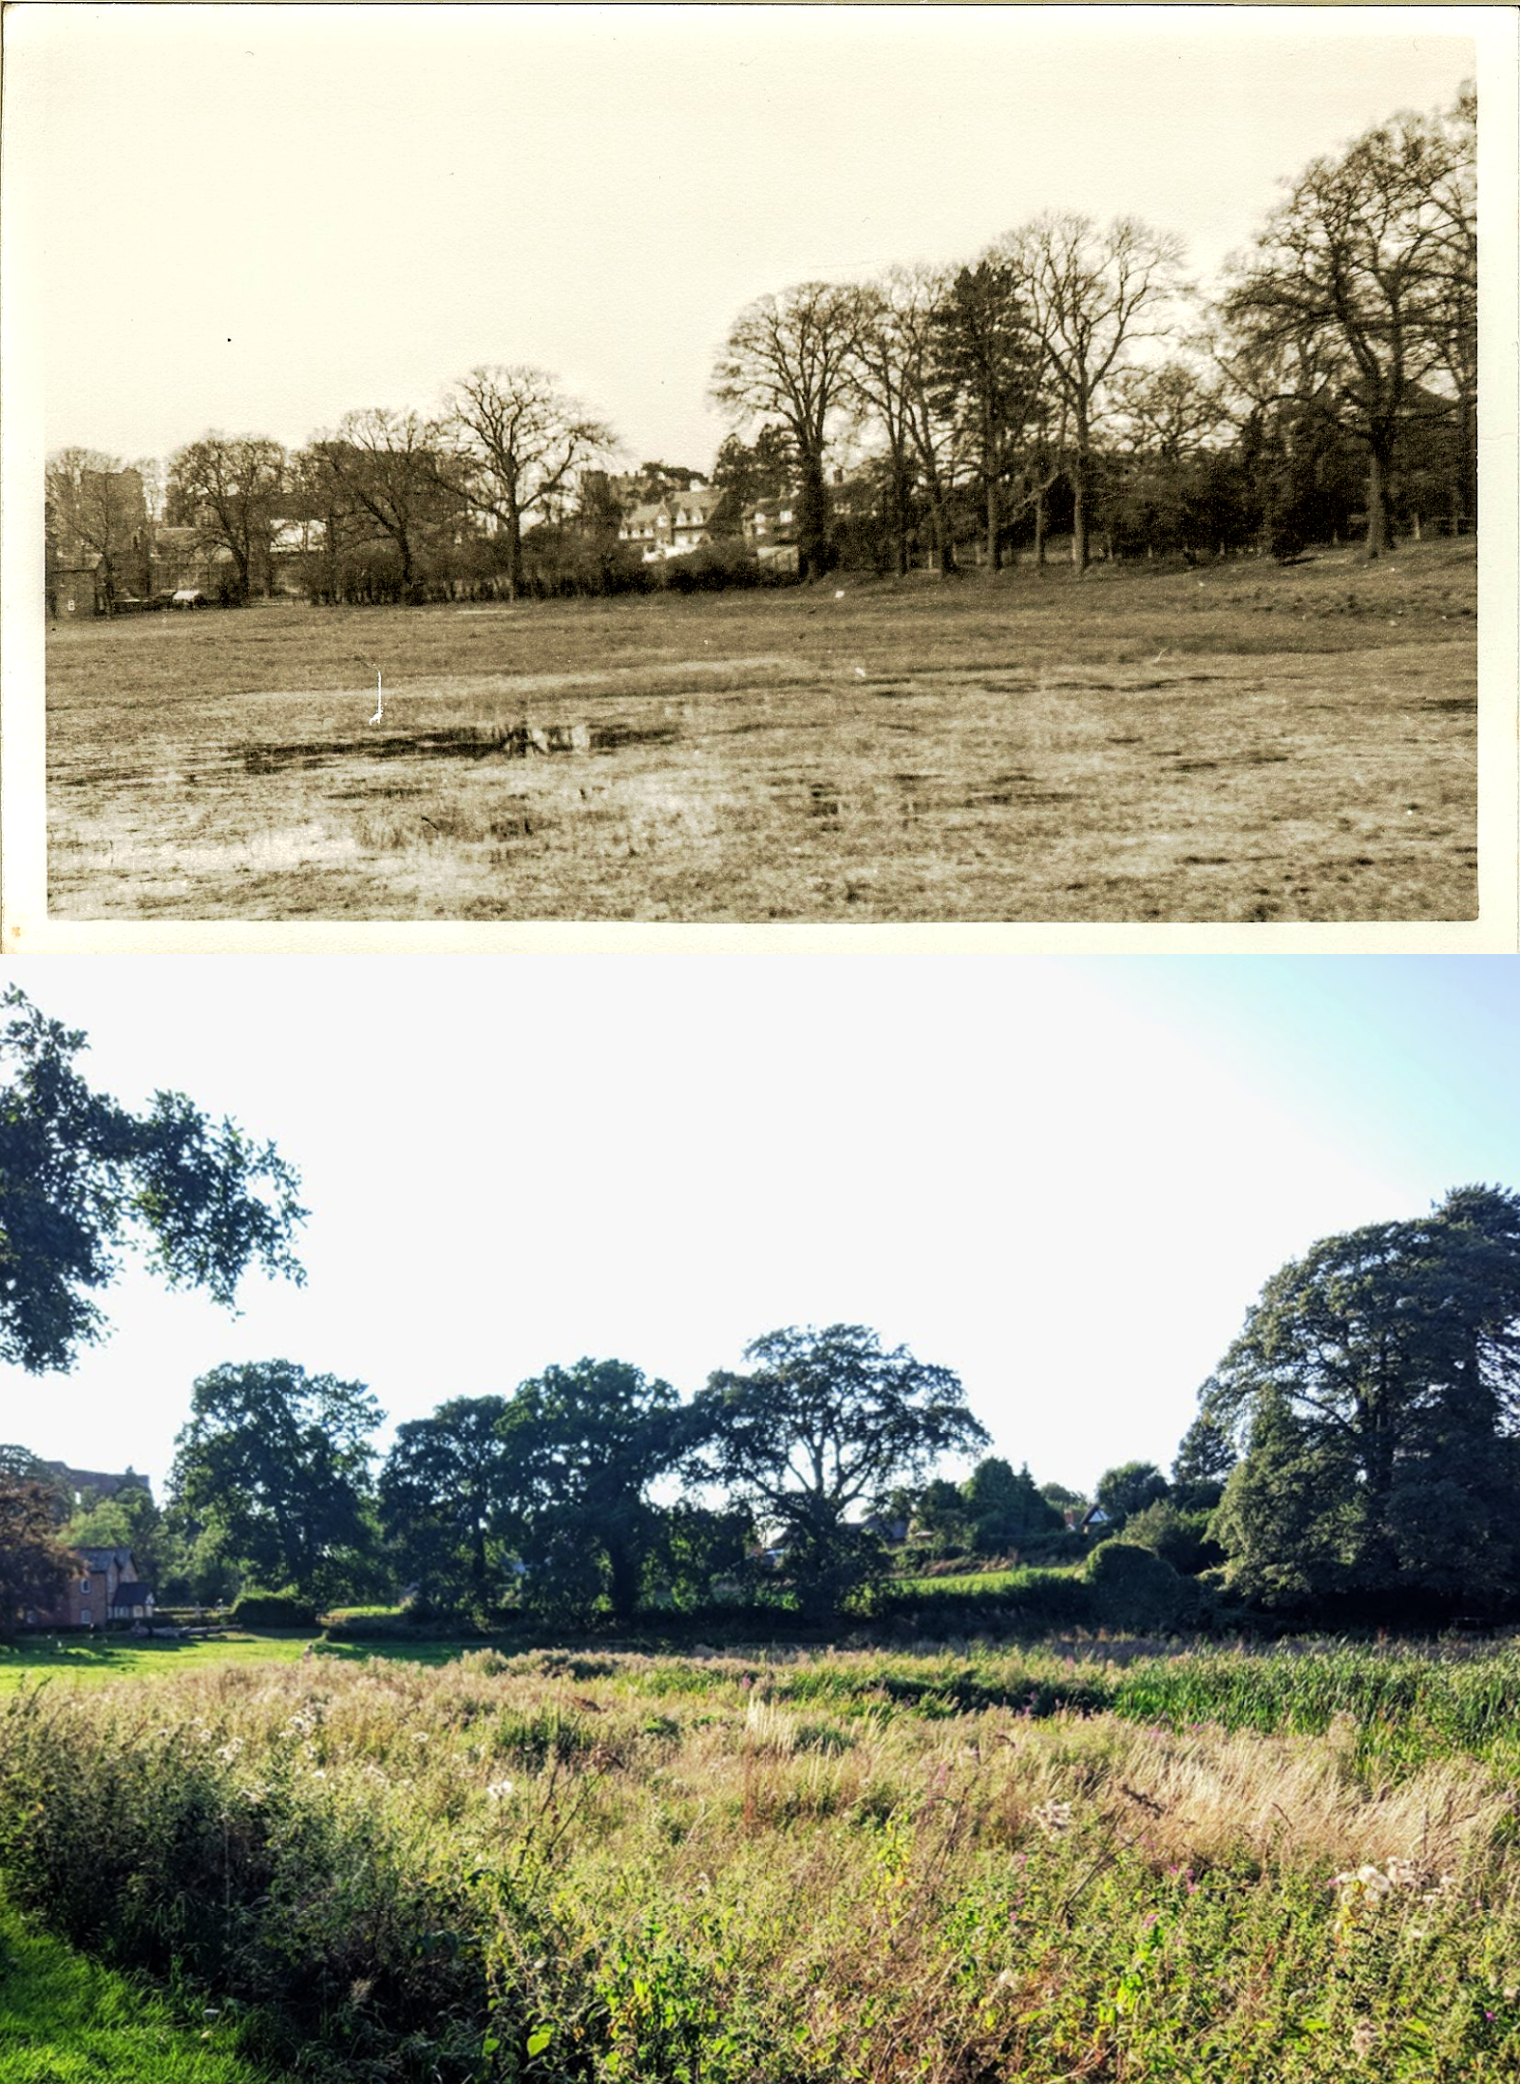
[[46, 85, 1474, 611], [5, 988, 1520, 1634]]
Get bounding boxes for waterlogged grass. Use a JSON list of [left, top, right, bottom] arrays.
[[3, 1639, 1520, 2079], [46, 540, 1477, 921], [0, 1890, 275, 2083]]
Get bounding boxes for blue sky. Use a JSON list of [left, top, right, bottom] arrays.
[[3, 956, 1514, 1502]]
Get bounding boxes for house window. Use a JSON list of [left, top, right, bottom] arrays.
[[779, 508, 793, 523]]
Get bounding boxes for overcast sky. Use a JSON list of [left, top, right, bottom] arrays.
[[13, 4, 1486, 477], [4, 956, 1515, 1503]]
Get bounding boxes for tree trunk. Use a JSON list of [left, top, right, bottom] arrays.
[[1071, 449, 1090, 572], [1033, 483, 1047, 571], [1458, 394, 1477, 534], [506, 509, 523, 602], [796, 458, 831, 583], [985, 475, 1000, 573], [890, 444, 910, 578], [1363, 428, 1396, 560]]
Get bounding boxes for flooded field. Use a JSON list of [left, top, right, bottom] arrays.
[[46, 544, 1477, 921]]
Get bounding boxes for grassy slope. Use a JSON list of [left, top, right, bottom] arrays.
[[46, 540, 1477, 921], [0, 1893, 274, 2084]]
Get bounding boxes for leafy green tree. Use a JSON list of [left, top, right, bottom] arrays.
[[1120, 1497, 1223, 1577], [379, 1395, 513, 1612], [690, 1324, 989, 1624], [498, 1359, 682, 1628], [0, 1470, 76, 1633], [1204, 1185, 1520, 1611], [646, 1501, 754, 1611], [0, 988, 306, 1376], [1094, 1460, 1170, 1530], [961, 1456, 1064, 1553], [1085, 1539, 1192, 1631], [913, 1476, 971, 1557], [1039, 1480, 1088, 1520], [169, 1360, 382, 1607], [1170, 1408, 1235, 1510], [64, 1481, 167, 1588]]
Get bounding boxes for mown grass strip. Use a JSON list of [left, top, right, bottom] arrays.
[[0, 1892, 274, 2083]]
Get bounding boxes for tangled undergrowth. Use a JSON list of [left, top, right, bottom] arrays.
[[3, 1638, 1519, 2081]]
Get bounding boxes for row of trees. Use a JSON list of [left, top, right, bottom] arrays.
[[47, 86, 1474, 609], [5, 1327, 993, 1628], [18, 1165, 1520, 1636], [712, 84, 1475, 578], [8, 990, 1520, 1635], [45, 365, 618, 611]]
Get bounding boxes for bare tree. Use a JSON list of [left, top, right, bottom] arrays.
[[321, 408, 461, 600], [168, 434, 287, 602], [846, 267, 965, 577], [437, 366, 616, 602], [44, 450, 149, 614], [1109, 359, 1235, 558], [712, 283, 863, 581], [1218, 91, 1474, 558], [998, 214, 1186, 571]]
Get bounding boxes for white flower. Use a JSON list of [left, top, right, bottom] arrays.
[[486, 1779, 515, 1801], [1032, 1800, 1073, 1834]]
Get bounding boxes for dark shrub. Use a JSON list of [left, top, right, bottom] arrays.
[[1086, 1541, 1196, 1631], [228, 1588, 317, 1630]]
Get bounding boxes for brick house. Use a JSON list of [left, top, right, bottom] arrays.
[[31, 1547, 154, 1630]]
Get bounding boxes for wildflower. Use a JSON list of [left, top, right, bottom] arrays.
[[1032, 1800, 1073, 1834], [486, 1779, 515, 1801], [412, 1730, 430, 1743]]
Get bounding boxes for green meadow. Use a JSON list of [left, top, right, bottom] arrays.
[[4, 1633, 1520, 2080]]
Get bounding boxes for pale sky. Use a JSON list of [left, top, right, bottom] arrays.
[[11, 4, 1487, 477], [3, 956, 1515, 1504]]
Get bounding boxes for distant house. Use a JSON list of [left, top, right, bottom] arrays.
[[150, 526, 241, 601], [619, 481, 732, 561], [29, 1547, 154, 1631], [45, 466, 153, 618], [742, 491, 798, 569], [1077, 1506, 1112, 1537]]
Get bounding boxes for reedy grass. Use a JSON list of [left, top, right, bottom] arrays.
[[4, 1642, 1520, 2078]]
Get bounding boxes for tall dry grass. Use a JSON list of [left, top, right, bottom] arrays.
[[3, 1644, 1518, 2079]]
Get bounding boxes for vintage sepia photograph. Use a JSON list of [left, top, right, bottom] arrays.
[[5, 5, 1514, 935]]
